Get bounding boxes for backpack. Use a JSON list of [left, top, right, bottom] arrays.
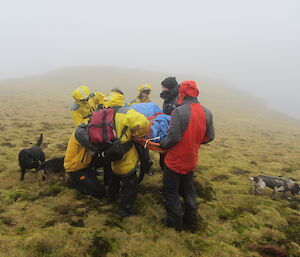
[[75, 108, 131, 162], [89, 108, 116, 144]]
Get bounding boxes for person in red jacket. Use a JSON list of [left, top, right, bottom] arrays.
[[160, 80, 215, 231]]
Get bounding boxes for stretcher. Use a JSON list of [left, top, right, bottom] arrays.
[[133, 136, 166, 153], [132, 113, 167, 154]]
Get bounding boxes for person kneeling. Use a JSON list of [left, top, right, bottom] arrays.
[[64, 132, 105, 199]]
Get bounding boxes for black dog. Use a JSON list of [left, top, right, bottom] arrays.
[[18, 134, 45, 181], [37, 157, 65, 184]]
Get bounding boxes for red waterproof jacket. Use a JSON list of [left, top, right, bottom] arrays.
[[160, 89, 214, 174]]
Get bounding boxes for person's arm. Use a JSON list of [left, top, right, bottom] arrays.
[[64, 133, 80, 171], [163, 95, 178, 115], [163, 102, 176, 115], [71, 111, 84, 126], [127, 109, 149, 138], [202, 107, 215, 144], [64, 133, 92, 171], [160, 108, 184, 149]]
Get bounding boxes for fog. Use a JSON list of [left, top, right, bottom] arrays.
[[1, 0, 299, 119]]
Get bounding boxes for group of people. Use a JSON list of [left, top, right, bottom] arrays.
[[63, 77, 215, 232]]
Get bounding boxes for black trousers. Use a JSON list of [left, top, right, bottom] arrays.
[[68, 168, 105, 198], [159, 153, 165, 171], [163, 165, 198, 229], [107, 171, 138, 213], [90, 154, 112, 187], [134, 143, 153, 175]]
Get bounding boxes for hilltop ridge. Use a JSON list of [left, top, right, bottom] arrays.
[[1, 65, 299, 124]]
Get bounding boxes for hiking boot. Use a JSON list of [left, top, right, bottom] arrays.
[[105, 194, 118, 205], [118, 208, 136, 218], [183, 216, 207, 233], [64, 174, 75, 188], [160, 217, 182, 231], [182, 222, 199, 233]]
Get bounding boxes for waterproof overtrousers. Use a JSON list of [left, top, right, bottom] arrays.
[[163, 165, 198, 230]]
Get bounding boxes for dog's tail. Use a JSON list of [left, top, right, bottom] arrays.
[[36, 134, 43, 147]]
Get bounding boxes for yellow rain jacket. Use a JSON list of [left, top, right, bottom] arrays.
[[105, 90, 125, 108], [93, 92, 107, 109], [129, 84, 152, 105], [108, 92, 149, 176], [70, 85, 97, 126], [64, 132, 92, 172]]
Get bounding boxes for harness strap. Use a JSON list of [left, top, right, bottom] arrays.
[[147, 112, 164, 138], [113, 106, 128, 140], [102, 109, 107, 142], [119, 125, 128, 140]]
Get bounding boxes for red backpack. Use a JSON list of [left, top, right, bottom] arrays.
[[89, 108, 117, 143], [75, 108, 131, 162]]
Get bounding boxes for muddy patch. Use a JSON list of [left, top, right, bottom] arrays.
[[232, 170, 251, 176], [212, 174, 229, 181], [248, 244, 288, 257], [87, 235, 113, 257]]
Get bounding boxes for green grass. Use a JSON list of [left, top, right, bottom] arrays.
[[0, 67, 299, 257]]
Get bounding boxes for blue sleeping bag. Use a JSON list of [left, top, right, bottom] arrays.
[[149, 114, 170, 142], [129, 102, 170, 143], [129, 102, 162, 118]]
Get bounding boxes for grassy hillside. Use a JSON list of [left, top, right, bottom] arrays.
[[0, 66, 299, 257]]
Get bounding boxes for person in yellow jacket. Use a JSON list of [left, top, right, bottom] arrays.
[[106, 89, 149, 217], [128, 84, 154, 175], [129, 84, 152, 106], [71, 86, 106, 126], [64, 132, 105, 198], [92, 91, 107, 109], [105, 88, 125, 107]]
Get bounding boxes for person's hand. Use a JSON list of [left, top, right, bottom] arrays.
[[159, 140, 167, 149]]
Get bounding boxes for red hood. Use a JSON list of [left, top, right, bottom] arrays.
[[178, 80, 199, 105]]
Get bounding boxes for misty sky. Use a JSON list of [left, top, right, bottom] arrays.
[[1, 0, 299, 118]]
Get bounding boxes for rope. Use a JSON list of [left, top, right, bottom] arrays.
[[144, 136, 161, 149]]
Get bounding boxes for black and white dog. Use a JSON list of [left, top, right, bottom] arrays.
[[250, 174, 300, 197], [18, 134, 45, 181]]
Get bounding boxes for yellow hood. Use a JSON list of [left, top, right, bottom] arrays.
[[111, 108, 148, 175], [106, 91, 125, 107], [93, 92, 106, 106], [126, 109, 148, 138], [138, 83, 152, 93], [72, 85, 91, 101]]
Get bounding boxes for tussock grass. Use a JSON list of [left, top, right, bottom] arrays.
[[0, 68, 300, 256]]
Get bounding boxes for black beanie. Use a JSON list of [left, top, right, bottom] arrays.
[[161, 77, 179, 89]]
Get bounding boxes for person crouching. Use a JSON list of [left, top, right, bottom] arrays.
[[105, 89, 149, 217], [64, 132, 106, 199]]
